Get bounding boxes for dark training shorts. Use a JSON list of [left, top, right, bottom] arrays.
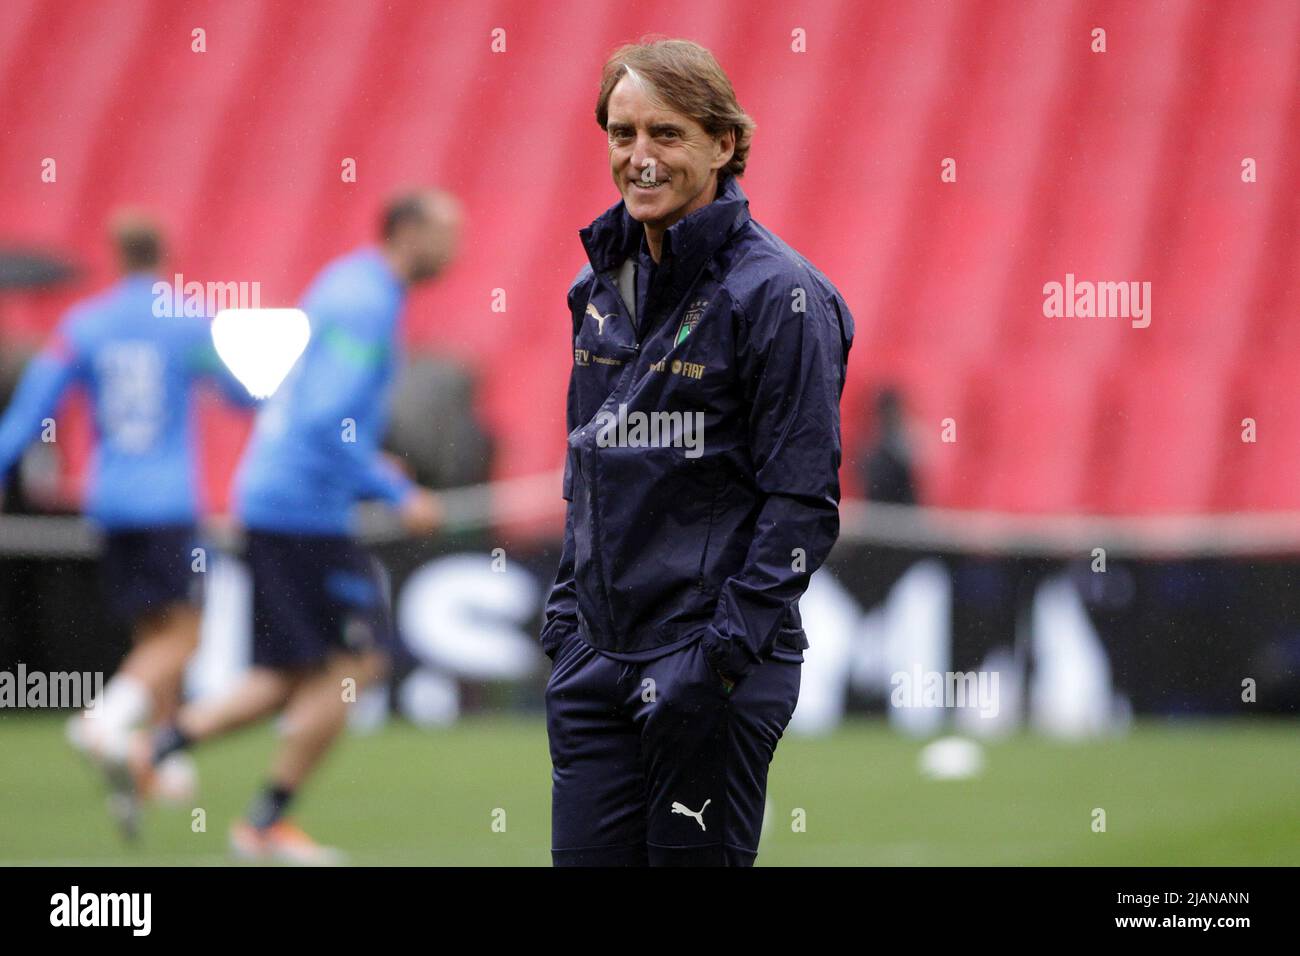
[[101, 525, 202, 624], [546, 634, 801, 866], [245, 530, 395, 670]]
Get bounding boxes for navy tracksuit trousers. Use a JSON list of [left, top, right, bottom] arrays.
[[546, 634, 800, 866]]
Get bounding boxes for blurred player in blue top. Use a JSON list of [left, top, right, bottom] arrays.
[[145, 190, 460, 864], [0, 211, 255, 826]]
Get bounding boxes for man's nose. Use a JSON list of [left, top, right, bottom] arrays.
[[630, 136, 659, 176]]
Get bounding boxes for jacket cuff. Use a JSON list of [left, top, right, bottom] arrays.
[[540, 620, 578, 660], [700, 626, 758, 681]]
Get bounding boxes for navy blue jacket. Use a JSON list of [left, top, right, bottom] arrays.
[[542, 171, 854, 680]]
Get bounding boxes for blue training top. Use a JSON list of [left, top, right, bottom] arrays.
[[0, 274, 255, 529], [233, 247, 415, 536]]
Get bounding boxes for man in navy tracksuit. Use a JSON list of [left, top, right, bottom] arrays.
[[543, 39, 854, 866]]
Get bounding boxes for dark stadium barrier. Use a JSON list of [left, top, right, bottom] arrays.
[[1, 477, 1296, 727]]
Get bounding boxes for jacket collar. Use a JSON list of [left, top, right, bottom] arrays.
[[579, 171, 751, 281]]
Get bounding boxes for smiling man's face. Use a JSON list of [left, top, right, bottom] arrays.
[[606, 74, 734, 236]]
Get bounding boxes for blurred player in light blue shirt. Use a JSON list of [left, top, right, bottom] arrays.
[[0, 222, 253, 526], [147, 190, 459, 864], [0, 212, 255, 827], [233, 246, 419, 534]]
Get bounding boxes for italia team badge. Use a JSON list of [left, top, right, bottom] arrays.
[[675, 299, 708, 346]]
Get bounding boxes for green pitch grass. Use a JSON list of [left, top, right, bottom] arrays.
[[0, 715, 1295, 865]]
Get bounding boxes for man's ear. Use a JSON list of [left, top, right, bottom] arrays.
[[713, 128, 736, 171]]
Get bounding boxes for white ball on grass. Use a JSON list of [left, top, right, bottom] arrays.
[[917, 736, 985, 781]]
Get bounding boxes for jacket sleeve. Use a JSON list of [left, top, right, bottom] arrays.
[[539, 269, 589, 659], [701, 280, 853, 681], [0, 324, 82, 480]]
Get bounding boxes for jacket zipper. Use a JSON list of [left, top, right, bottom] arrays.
[[581, 261, 701, 648], [584, 271, 646, 646]]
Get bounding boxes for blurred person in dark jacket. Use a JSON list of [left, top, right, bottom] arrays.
[[860, 386, 917, 505]]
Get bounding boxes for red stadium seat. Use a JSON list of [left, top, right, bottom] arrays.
[[1089, 353, 1231, 514], [967, 352, 1102, 514], [1213, 354, 1300, 512]]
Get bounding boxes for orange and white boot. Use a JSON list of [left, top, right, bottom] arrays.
[[229, 819, 345, 866]]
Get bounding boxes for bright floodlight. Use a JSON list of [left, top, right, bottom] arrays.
[[211, 308, 310, 399]]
